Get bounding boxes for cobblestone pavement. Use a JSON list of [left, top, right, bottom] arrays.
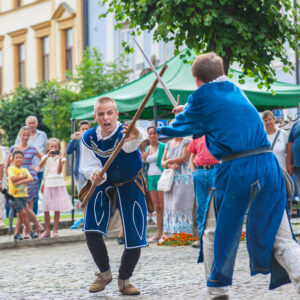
[[0, 239, 299, 300]]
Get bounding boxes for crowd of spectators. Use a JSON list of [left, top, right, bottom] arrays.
[[0, 111, 299, 242], [0, 115, 73, 240]]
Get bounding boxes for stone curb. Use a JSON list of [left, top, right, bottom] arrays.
[[0, 225, 157, 250], [0, 219, 73, 236], [0, 225, 298, 251]]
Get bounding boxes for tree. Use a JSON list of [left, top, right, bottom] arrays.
[[0, 83, 51, 146], [100, 0, 300, 88], [41, 81, 80, 141], [74, 47, 131, 99], [41, 48, 130, 141]]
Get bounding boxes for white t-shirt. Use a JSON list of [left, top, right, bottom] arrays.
[[267, 129, 288, 170], [146, 148, 162, 176]]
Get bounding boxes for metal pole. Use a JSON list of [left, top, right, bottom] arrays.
[[54, 94, 58, 138], [71, 119, 76, 225], [153, 104, 158, 126], [294, 0, 299, 84]]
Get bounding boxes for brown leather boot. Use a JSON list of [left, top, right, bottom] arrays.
[[89, 269, 112, 293], [118, 278, 140, 295], [212, 295, 229, 300]]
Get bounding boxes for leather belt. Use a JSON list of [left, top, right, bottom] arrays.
[[196, 165, 215, 170], [220, 147, 272, 163]]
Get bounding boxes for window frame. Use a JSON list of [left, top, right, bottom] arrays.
[[17, 43, 25, 87], [58, 16, 75, 80], [65, 28, 73, 74], [8, 28, 27, 89]]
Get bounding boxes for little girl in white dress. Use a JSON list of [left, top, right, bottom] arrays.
[[38, 138, 73, 238]]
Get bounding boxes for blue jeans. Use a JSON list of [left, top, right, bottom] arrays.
[[192, 167, 216, 236], [293, 167, 300, 198]]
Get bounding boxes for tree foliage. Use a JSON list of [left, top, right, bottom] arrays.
[[41, 47, 130, 141], [0, 48, 130, 144], [0, 83, 51, 146], [41, 81, 81, 142], [100, 0, 300, 88], [74, 47, 131, 99]]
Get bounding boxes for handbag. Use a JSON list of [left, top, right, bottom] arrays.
[[157, 139, 185, 192], [157, 168, 175, 192]]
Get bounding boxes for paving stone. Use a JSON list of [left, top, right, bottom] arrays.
[[0, 238, 299, 299]]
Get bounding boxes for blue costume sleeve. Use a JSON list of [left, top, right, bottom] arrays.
[[157, 93, 206, 138], [66, 139, 77, 155]]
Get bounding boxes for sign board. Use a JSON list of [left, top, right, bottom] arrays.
[[157, 120, 168, 128]]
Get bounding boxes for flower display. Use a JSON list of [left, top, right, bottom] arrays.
[[157, 232, 199, 246], [241, 231, 246, 241]]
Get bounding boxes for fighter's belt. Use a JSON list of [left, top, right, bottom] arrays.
[[220, 147, 272, 163], [114, 169, 154, 213]]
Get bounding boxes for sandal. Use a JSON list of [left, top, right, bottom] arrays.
[[53, 233, 59, 238], [147, 235, 162, 243], [40, 232, 51, 238], [23, 233, 30, 239], [37, 226, 45, 236]]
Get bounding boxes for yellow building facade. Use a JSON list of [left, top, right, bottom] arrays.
[[0, 0, 84, 95]]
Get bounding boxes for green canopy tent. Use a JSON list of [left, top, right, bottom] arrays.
[[71, 49, 300, 121]]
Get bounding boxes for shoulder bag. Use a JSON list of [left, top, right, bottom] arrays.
[[157, 140, 184, 192]]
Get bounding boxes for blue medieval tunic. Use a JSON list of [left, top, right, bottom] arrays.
[[158, 80, 295, 289], [82, 124, 148, 249]]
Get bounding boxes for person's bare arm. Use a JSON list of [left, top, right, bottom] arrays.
[[190, 153, 196, 172], [161, 149, 169, 169], [57, 154, 66, 174], [17, 177, 34, 185], [286, 142, 293, 175], [35, 151, 42, 160], [142, 148, 150, 162], [167, 145, 191, 166], [37, 155, 48, 172], [172, 105, 185, 115], [10, 174, 28, 184], [5, 154, 12, 177], [0, 164, 3, 191]]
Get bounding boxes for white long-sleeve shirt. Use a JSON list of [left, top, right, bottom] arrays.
[[80, 122, 142, 184]]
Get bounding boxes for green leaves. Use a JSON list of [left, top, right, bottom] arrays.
[[0, 83, 52, 145], [100, 0, 300, 90], [0, 48, 130, 143]]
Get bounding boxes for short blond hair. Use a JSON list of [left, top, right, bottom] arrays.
[[192, 52, 224, 83], [261, 110, 275, 120], [94, 97, 117, 112], [46, 138, 61, 153]]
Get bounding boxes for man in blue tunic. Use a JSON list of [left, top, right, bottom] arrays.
[[80, 97, 148, 295], [158, 53, 300, 299]]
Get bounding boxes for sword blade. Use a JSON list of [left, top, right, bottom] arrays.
[[133, 37, 177, 107]]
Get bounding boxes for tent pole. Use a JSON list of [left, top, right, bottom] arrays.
[[294, 0, 299, 85], [153, 104, 158, 125], [71, 119, 76, 225]]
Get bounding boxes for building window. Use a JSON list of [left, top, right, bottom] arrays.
[[0, 49, 2, 95], [164, 41, 175, 62], [65, 28, 73, 74], [18, 43, 25, 87], [42, 36, 49, 81], [13, 0, 22, 8]]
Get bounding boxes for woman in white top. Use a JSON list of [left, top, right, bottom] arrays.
[[262, 110, 288, 170]]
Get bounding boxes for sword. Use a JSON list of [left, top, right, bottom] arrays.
[[133, 37, 177, 108]]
